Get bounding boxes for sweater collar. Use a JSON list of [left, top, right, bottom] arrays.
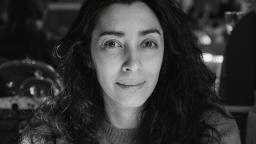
[[99, 120, 138, 144]]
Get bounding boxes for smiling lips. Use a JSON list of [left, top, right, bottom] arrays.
[[116, 81, 146, 89]]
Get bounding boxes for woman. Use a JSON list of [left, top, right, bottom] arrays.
[[21, 0, 241, 144]]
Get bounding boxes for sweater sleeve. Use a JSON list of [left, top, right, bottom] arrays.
[[202, 111, 241, 144], [215, 116, 241, 144]]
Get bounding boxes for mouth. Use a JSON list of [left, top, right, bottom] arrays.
[[116, 81, 146, 89]]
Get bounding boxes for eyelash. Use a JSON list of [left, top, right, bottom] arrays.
[[101, 39, 158, 50], [141, 40, 158, 49], [102, 40, 123, 49]]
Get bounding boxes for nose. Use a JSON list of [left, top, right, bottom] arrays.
[[122, 48, 141, 72]]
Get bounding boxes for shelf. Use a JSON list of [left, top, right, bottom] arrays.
[[48, 2, 81, 11]]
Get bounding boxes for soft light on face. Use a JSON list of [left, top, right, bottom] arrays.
[[90, 2, 164, 108]]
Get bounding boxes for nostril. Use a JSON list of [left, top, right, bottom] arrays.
[[122, 52, 141, 72], [122, 66, 132, 72], [122, 62, 140, 72]]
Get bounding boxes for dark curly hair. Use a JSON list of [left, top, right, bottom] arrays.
[[21, 0, 229, 144]]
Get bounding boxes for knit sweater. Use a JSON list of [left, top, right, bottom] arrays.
[[97, 111, 241, 144], [97, 120, 137, 144], [21, 111, 241, 144]]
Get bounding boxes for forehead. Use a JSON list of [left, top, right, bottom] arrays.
[[94, 1, 162, 32]]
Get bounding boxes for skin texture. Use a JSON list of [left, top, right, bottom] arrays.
[[90, 2, 164, 128]]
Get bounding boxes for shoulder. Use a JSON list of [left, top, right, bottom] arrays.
[[202, 110, 241, 144]]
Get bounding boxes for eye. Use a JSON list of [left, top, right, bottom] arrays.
[[103, 40, 123, 49], [141, 40, 158, 49]]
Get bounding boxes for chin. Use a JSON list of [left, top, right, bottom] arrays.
[[116, 94, 149, 108]]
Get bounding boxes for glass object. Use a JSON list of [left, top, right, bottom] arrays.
[[0, 59, 63, 109]]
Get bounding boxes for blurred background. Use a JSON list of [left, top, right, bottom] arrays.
[[0, 0, 255, 143]]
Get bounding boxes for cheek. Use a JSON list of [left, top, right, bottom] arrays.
[[93, 54, 122, 84], [143, 52, 163, 77]]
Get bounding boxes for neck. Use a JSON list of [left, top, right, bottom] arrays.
[[104, 97, 142, 129]]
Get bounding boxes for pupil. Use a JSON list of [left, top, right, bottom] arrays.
[[146, 42, 152, 47], [109, 42, 115, 47]]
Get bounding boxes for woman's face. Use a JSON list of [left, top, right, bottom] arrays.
[[91, 2, 164, 108]]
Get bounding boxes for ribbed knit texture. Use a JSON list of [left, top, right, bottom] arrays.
[[47, 111, 240, 144], [97, 120, 137, 144]]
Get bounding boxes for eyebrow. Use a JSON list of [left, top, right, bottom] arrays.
[[139, 28, 161, 36], [98, 28, 161, 37], [99, 31, 124, 37]]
